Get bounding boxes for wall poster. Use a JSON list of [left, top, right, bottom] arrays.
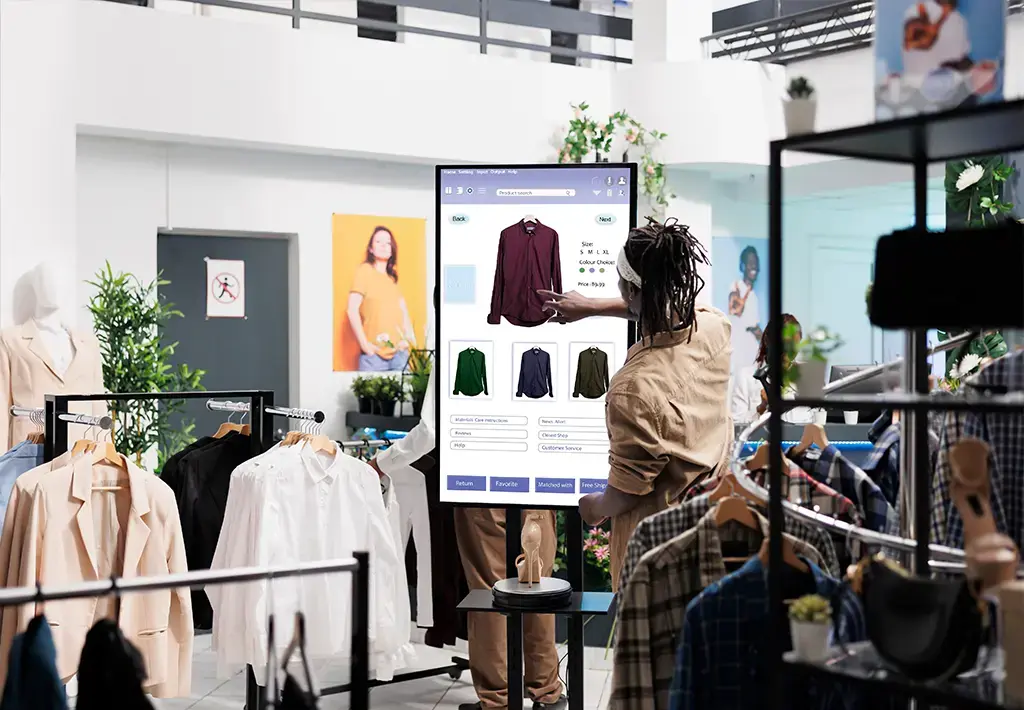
[[875, 0, 1005, 120], [711, 237, 769, 378], [332, 214, 428, 373]]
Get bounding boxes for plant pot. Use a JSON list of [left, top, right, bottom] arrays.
[[412, 396, 425, 418], [790, 620, 831, 663], [796, 359, 827, 399], [373, 400, 397, 417], [358, 397, 373, 414], [784, 98, 817, 136]]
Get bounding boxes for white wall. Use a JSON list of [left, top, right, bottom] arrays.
[[76, 136, 435, 437]]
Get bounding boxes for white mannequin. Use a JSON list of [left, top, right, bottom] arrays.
[[29, 262, 75, 377]]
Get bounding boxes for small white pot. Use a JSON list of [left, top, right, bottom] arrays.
[[843, 411, 860, 425], [790, 620, 831, 663], [796, 359, 827, 399], [784, 98, 817, 136], [812, 409, 827, 426]]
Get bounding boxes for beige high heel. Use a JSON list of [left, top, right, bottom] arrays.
[[517, 512, 545, 588], [950, 438, 1019, 593]]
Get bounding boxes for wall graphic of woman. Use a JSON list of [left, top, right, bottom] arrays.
[[727, 246, 763, 374], [347, 226, 416, 372]]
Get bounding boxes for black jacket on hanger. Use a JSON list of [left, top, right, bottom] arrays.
[[0, 615, 65, 710], [76, 620, 152, 710]]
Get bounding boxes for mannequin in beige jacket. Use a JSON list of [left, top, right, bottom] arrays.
[[0, 263, 107, 449]]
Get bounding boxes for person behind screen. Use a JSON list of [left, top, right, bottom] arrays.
[[565, 217, 733, 590], [727, 245, 763, 376], [369, 287, 565, 710], [348, 226, 417, 372], [731, 313, 815, 425]]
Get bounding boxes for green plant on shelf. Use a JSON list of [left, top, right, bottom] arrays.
[[405, 350, 433, 412], [788, 594, 831, 624], [86, 262, 205, 472], [786, 76, 815, 100], [375, 375, 406, 403], [780, 323, 843, 393], [946, 157, 1016, 228]]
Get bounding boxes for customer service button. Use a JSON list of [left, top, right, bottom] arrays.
[[490, 477, 530, 493], [538, 443, 606, 454], [580, 479, 607, 493], [447, 476, 486, 491], [535, 478, 576, 494]]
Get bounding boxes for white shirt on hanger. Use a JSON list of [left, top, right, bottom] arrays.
[[376, 368, 435, 473], [208, 442, 412, 681], [33, 316, 76, 378]]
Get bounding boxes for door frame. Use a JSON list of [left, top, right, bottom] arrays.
[[156, 228, 299, 410]]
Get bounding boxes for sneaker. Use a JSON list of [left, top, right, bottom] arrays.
[[533, 698, 568, 710], [457, 703, 484, 710]]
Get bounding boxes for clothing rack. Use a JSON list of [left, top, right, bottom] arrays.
[[205, 399, 325, 425], [9, 405, 113, 432]]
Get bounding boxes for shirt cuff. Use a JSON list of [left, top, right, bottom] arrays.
[[375, 445, 399, 475], [486, 314, 501, 325], [607, 463, 656, 496]]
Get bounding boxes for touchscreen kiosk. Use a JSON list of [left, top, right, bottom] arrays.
[[436, 163, 637, 506]]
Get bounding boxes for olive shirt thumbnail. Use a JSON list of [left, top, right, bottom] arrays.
[[453, 347, 488, 396], [573, 347, 610, 399]]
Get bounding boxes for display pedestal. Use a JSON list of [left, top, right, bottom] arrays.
[[456, 506, 613, 710], [492, 577, 572, 610]]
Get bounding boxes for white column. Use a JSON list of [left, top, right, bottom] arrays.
[[0, 0, 79, 327], [660, 169, 714, 305], [631, 0, 713, 65]]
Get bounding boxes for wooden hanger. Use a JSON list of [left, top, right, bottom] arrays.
[[213, 421, 243, 439], [745, 442, 790, 473], [790, 423, 828, 456], [71, 439, 94, 458], [708, 471, 765, 507], [281, 431, 305, 447], [90, 440, 126, 491], [757, 536, 808, 572], [306, 434, 337, 456], [25, 432, 45, 445]]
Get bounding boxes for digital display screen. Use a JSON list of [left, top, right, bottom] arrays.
[[436, 164, 636, 506]]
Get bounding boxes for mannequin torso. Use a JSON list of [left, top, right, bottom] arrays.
[[33, 312, 75, 378]]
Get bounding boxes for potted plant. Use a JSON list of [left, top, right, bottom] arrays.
[[782, 324, 843, 399], [405, 350, 434, 417], [351, 376, 376, 414], [373, 375, 405, 417], [784, 76, 817, 136], [789, 593, 832, 662]]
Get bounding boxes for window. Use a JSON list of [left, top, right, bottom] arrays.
[[357, 1, 398, 42], [550, 0, 580, 66]]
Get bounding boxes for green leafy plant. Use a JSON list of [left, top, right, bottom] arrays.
[[374, 375, 405, 403], [405, 350, 433, 411], [351, 375, 377, 401], [789, 593, 831, 624], [557, 102, 674, 215], [938, 330, 1007, 386], [86, 263, 205, 472], [780, 324, 844, 392], [787, 77, 815, 100], [946, 157, 1016, 227]]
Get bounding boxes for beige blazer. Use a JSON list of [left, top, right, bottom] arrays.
[[0, 321, 107, 450], [0, 455, 193, 697]]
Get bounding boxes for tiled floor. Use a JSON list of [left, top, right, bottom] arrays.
[[81, 633, 614, 710]]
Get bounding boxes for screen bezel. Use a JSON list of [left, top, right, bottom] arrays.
[[434, 162, 639, 509]]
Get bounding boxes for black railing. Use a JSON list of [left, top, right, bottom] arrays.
[[137, 0, 632, 64]]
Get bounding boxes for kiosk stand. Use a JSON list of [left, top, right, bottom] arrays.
[[457, 506, 614, 710]]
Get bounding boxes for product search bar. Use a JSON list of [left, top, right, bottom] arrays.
[[495, 188, 576, 197]]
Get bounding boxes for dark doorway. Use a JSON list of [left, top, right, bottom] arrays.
[[157, 232, 291, 441]]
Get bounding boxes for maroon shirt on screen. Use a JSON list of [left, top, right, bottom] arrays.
[[487, 220, 563, 327]]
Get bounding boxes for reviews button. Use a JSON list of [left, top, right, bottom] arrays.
[[595, 214, 616, 225]]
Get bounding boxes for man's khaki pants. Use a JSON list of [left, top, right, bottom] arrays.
[[454, 507, 563, 709]]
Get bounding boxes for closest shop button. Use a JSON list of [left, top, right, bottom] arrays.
[[447, 475, 486, 491], [490, 477, 529, 493]]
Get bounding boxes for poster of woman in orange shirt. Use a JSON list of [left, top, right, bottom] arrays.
[[332, 214, 427, 372]]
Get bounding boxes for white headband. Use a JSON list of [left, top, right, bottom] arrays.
[[617, 246, 642, 287]]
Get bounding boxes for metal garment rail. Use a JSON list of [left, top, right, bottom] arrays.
[[206, 399, 325, 424], [9, 405, 113, 431]]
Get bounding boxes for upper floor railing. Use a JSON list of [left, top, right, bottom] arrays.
[[701, 0, 1024, 65], [134, 0, 632, 65]]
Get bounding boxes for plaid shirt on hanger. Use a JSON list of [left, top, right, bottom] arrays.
[[861, 421, 902, 508], [800, 445, 898, 534], [617, 494, 840, 598], [612, 509, 824, 710], [684, 461, 862, 526]]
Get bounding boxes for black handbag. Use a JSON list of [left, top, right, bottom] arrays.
[[857, 557, 985, 682]]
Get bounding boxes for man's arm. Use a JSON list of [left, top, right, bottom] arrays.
[[373, 368, 436, 475], [538, 290, 633, 322]]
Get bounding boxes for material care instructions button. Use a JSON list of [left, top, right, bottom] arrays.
[[535, 478, 576, 493], [580, 479, 608, 493], [450, 415, 528, 426], [490, 477, 529, 492], [447, 476, 486, 491]]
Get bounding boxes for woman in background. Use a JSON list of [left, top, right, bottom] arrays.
[[731, 313, 815, 424], [348, 226, 417, 372], [727, 246, 763, 376]]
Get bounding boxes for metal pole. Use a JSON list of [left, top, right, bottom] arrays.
[[479, 0, 489, 53], [291, 0, 300, 28], [350, 551, 371, 710], [767, 141, 784, 710], [565, 508, 584, 710], [505, 506, 524, 710]]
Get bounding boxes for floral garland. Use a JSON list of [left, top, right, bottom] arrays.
[[945, 157, 1016, 227], [557, 102, 674, 215]]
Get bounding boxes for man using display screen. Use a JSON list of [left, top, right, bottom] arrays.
[[542, 218, 733, 591]]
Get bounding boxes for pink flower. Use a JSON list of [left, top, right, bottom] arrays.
[[625, 131, 637, 144], [594, 547, 609, 561], [559, 152, 570, 164], [574, 106, 583, 120], [646, 164, 656, 175]]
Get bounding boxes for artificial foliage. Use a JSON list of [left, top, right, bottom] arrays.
[[938, 330, 1007, 381], [557, 102, 674, 215], [945, 157, 1016, 227], [789, 594, 831, 624], [86, 263, 205, 472], [786, 76, 815, 99]]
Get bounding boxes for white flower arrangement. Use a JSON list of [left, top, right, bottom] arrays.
[[956, 162, 985, 192], [950, 352, 982, 379]]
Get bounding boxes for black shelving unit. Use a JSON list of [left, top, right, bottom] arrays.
[[766, 97, 1024, 710], [345, 411, 423, 432]]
